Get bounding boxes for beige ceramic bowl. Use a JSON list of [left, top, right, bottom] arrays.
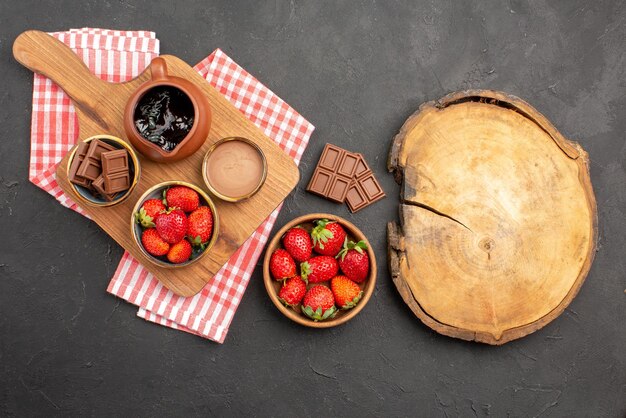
[[66, 134, 140, 207], [263, 213, 376, 328], [202, 137, 267, 202], [130, 180, 219, 269]]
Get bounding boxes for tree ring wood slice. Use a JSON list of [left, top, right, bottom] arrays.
[[387, 90, 597, 345]]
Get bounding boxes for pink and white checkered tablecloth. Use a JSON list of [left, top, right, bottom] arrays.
[[29, 28, 314, 343]]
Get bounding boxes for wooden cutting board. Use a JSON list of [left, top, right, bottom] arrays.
[[13, 30, 300, 297], [387, 90, 597, 345]]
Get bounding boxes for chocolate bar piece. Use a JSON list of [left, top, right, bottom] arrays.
[[76, 139, 116, 181], [103, 171, 130, 194], [101, 149, 130, 193], [306, 144, 359, 203], [307, 144, 386, 211], [68, 142, 91, 188], [345, 156, 385, 213], [101, 149, 128, 174], [91, 175, 116, 202]]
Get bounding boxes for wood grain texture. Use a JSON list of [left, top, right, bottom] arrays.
[[387, 90, 597, 345], [13, 30, 300, 297]]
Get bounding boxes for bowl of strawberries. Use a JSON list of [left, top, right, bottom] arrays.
[[130, 181, 219, 268], [263, 213, 376, 328]]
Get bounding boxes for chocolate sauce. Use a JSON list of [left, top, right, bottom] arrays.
[[134, 86, 194, 152]]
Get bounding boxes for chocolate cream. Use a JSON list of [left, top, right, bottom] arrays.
[[205, 140, 264, 198]]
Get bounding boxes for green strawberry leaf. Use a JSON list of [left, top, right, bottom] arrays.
[[321, 306, 337, 320], [336, 237, 350, 261], [316, 219, 329, 228], [341, 291, 363, 309], [135, 208, 155, 228], [189, 235, 206, 247], [311, 219, 334, 249], [353, 240, 368, 254], [301, 305, 315, 318], [300, 262, 311, 283]]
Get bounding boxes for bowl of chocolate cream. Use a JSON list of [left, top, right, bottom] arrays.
[[202, 137, 267, 202]]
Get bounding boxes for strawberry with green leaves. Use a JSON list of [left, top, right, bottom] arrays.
[[331, 275, 363, 309], [337, 240, 370, 283], [282, 226, 312, 262], [269, 249, 297, 280], [135, 198, 166, 228], [165, 186, 200, 212], [187, 206, 214, 247], [278, 276, 307, 307], [310, 219, 346, 256], [301, 255, 338, 284], [301, 285, 337, 321]]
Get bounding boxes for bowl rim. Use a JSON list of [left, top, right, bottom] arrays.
[[66, 134, 141, 207], [130, 180, 220, 269], [201, 136, 268, 202], [262, 213, 377, 328]]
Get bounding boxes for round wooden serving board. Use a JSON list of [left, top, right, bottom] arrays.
[[13, 30, 300, 297], [387, 90, 597, 345]]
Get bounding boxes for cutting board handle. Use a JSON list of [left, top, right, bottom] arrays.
[[13, 30, 107, 103]]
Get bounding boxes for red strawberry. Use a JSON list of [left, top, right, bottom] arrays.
[[278, 276, 307, 307], [282, 227, 312, 262], [337, 240, 370, 283], [135, 198, 165, 228], [269, 249, 297, 280], [301, 285, 337, 321], [165, 186, 199, 212], [300, 255, 339, 284], [141, 228, 170, 256], [167, 239, 192, 264], [311, 219, 346, 256], [331, 275, 363, 309], [155, 209, 188, 244], [187, 206, 214, 247]]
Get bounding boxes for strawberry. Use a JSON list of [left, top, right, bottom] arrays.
[[135, 198, 165, 228], [155, 209, 188, 244], [187, 206, 214, 247], [301, 285, 337, 321], [167, 239, 192, 264], [282, 227, 312, 262], [278, 276, 307, 307], [300, 255, 339, 284], [311, 219, 346, 256], [269, 249, 297, 280], [141, 228, 170, 256], [337, 240, 370, 283], [165, 186, 199, 212], [331, 275, 363, 309]]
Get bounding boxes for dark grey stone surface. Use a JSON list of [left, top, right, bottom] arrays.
[[1, 1, 625, 416]]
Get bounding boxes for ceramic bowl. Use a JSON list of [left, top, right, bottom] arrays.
[[123, 57, 212, 163], [66, 134, 140, 207], [263, 213, 376, 328], [202, 137, 268, 202], [130, 181, 219, 269]]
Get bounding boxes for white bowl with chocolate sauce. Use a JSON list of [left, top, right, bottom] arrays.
[[202, 137, 267, 202]]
